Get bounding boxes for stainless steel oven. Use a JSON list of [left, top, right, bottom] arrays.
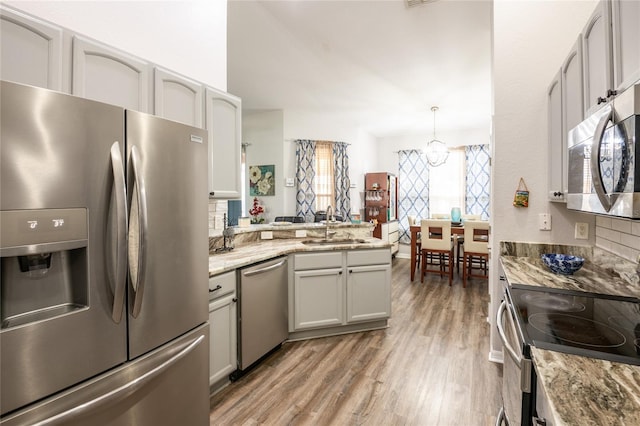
[[496, 289, 534, 426], [496, 280, 640, 426]]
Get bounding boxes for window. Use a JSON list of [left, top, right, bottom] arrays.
[[428, 148, 465, 214], [314, 142, 335, 212], [397, 145, 490, 243], [295, 139, 351, 221]]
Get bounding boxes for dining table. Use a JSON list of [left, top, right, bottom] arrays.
[[409, 224, 465, 282]]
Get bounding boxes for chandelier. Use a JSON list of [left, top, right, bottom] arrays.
[[424, 106, 449, 167]]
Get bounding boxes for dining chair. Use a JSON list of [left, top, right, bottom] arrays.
[[408, 216, 421, 277], [456, 214, 482, 272], [462, 220, 490, 287], [420, 219, 454, 285]]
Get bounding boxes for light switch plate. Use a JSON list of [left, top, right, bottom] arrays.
[[539, 213, 551, 231], [575, 222, 589, 239], [261, 231, 273, 240], [295, 230, 307, 238], [285, 178, 295, 187]]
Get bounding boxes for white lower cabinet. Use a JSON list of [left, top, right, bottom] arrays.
[[346, 264, 391, 323], [208, 271, 237, 388], [293, 268, 344, 330], [291, 249, 391, 332]]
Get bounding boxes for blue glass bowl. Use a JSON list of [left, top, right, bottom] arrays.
[[541, 254, 585, 275]]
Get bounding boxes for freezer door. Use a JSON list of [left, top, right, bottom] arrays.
[[125, 110, 209, 359], [0, 324, 210, 426], [0, 81, 127, 415]]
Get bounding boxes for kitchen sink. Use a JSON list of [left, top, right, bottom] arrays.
[[301, 238, 367, 245]]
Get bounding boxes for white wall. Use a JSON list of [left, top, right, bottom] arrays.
[[4, 0, 227, 91], [281, 109, 378, 219], [376, 127, 490, 177], [243, 110, 284, 222], [241, 108, 376, 220], [490, 0, 598, 361]]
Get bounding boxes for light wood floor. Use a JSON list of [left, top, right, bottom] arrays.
[[209, 258, 503, 425]]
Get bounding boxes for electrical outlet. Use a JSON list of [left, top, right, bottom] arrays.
[[575, 222, 589, 239], [538, 213, 551, 231]]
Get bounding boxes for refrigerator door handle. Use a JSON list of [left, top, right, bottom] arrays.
[[110, 142, 128, 323], [129, 145, 149, 318], [31, 334, 205, 426]]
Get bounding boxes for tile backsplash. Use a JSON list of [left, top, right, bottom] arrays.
[[208, 199, 228, 231], [595, 216, 640, 263]]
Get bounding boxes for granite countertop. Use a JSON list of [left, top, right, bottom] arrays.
[[208, 237, 390, 276], [500, 255, 640, 300], [500, 242, 640, 425], [531, 348, 640, 426]]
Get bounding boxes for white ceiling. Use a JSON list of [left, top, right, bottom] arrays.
[[227, 0, 492, 139]]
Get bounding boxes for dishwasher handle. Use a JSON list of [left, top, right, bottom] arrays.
[[242, 258, 287, 277]]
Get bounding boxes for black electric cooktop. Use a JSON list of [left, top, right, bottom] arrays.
[[509, 286, 640, 366]]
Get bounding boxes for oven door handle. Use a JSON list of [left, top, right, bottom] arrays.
[[497, 300, 532, 393], [497, 300, 521, 365]]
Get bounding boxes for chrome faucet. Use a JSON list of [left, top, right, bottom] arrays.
[[325, 205, 336, 239]]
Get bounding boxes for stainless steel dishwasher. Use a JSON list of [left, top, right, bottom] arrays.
[[234, 256, 288, 377]]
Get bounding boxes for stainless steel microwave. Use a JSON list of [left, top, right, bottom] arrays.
[[567, 82, 640, 218]]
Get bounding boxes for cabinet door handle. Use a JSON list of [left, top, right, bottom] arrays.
[[607, 89, 617, 98], [339, 271, 343, 275], [597, 96, 608, 105], [232, 298, 237, 303], [209, 284, 222, 293]]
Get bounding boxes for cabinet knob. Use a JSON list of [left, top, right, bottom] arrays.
[[597, 96, 608, 105], [232, 297, 238, 303], [607, 89, 618, 98], [209, 191, 215, 196]]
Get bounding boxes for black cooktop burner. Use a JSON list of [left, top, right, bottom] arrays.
[[528, 313, 626, 348], [509, 286, 640, 365]]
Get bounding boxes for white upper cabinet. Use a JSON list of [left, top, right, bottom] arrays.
[[582, 0, 640, 114], [611, 0, 640, 92], [548, 69, 565, 202], [205, 87, 242, 199], [0, 6, 63, 91], [154, 67, 203, 128], [562, 37, 584, 135], [72, 36, 150, 113], [582, 0, 612, 116]]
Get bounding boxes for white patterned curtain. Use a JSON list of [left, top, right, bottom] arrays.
[[333, 142, 351, 219], [398, 150, 429, 244], [465, 144, 491, 220], [296, 140, 316, 222]]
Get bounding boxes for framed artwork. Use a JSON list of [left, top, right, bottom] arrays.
[[249, 164, 275, 196]]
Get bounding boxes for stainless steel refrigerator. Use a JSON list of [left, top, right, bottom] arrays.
[[0, 81, 210, 425]]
